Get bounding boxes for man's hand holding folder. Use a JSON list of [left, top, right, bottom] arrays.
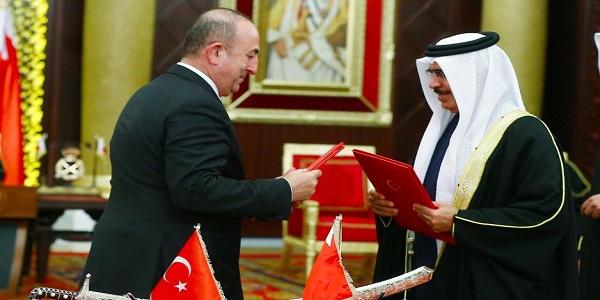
[[412, 201, 457, 235], [354, 149, 457, 245], [281, 143, 344, 209]]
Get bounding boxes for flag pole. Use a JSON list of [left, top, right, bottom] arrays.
[[336, 214, 342, 250], [91, 135, 98, 189]]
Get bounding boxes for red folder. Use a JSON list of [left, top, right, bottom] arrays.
[[352, 149, 456, 244], [307, 142, 345, 171]]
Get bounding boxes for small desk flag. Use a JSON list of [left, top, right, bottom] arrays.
[[302, 215, 356, 300], [150, 224, 225, 300]]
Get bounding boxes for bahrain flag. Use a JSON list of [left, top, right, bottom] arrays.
[[150, 225, 225, 300], [0, 4, 24, 185], [95, 134, 107, 157], [302, 215, 356, 300]]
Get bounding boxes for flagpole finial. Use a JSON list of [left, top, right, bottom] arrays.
[[335, 214, 343, 247]]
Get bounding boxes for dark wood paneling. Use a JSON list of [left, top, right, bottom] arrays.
[[44, 0, 600, 237], [543, 0, 600, 179], [42, 0, 85, 186], [152, 0, 219, 78], [392, 0, 482, 163]]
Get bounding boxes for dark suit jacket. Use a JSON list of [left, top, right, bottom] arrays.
[[82, 64, 291, 298]]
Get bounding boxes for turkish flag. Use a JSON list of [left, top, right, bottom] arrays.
[[150, 228, 225, 300], [302, 216, 355, 300], [0, 6, 24, 185]]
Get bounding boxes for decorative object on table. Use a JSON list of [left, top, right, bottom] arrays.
[[54, 147, 85, 181]]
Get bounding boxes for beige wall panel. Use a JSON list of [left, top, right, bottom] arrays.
[[80, 0, 156, 181], [482, 0, 548, 116]]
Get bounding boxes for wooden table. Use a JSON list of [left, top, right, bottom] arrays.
[[0, 184, 37, 296], [25, 186, 107, 283]]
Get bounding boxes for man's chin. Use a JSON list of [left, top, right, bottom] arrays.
[[439, 102, 451, 110]]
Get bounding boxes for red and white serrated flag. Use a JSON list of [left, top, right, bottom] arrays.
[[303, 215, 356, 300], [36, 132, 47, 160], [150, 225, 226, 300], [95, 134, 107, 156], [0, 3, 25, 185]]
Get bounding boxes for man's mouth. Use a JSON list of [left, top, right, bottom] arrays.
[[434, 88, 450, 95]]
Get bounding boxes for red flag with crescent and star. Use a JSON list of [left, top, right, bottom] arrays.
[[150, 225, 225, 300], [302, 215, 356, 299]]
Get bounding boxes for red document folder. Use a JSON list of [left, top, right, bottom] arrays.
[[352, 149, 456, 245], [307, 142, 346, 171]]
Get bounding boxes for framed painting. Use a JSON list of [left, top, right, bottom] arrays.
[[218, 0, 396, 126]]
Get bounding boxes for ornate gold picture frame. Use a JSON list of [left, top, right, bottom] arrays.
[[219, 0, 396, 126]]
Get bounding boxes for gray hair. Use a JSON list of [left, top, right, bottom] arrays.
[[181, 8, 252, 58]]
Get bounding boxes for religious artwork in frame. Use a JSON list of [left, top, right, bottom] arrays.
[[218, 0, 396, 126]]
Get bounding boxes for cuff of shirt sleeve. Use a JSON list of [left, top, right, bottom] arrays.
[[452, 222, 456, 238], [452, 211, 459, 238]]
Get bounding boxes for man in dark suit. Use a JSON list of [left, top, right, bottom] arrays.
[[82, 8, 322, 299]]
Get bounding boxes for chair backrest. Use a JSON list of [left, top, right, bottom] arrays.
[[282, 143, 376, 216]]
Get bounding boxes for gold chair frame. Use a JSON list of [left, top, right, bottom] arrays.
[[280, 143, 379, 278]]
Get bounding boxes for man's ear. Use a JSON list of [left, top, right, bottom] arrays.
[[207, 43, 225, 65]]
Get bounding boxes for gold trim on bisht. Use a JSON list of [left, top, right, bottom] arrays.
[[453, 110, 531, 210], [435, 110, 531, 264]]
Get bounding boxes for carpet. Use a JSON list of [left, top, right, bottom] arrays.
[[1, 252, 375, 299]]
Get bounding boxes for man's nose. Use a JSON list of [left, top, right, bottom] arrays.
[[247, 60, 258, 75], [429, 77, 441, 89]]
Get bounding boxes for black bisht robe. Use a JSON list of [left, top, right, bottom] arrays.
[[373, 116, 579, 300], [579, 146, 600, 300]]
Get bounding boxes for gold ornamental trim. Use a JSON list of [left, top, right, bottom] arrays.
[[218, 0, 396, 127], [452, 110, 531, 210]]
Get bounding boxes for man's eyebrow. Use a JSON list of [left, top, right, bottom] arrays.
[[427, 68, 443, 72]]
